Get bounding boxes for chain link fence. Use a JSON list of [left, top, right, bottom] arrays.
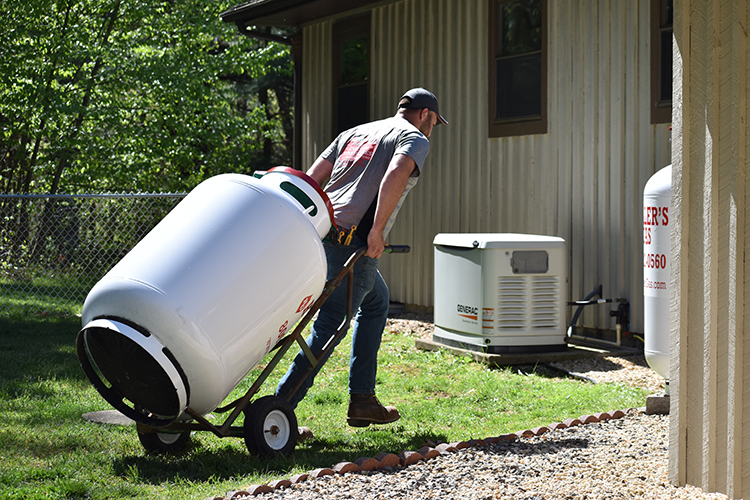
[[0, 193, 186, 317]]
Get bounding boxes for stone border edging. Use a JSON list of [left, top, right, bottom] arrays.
[[209, 408, 635, 500]]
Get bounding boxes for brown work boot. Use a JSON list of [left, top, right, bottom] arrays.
[[347, 394, 400, 427]]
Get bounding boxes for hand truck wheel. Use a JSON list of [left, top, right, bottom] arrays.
[[137, 428, 191, 453], [243, 395, 298, 457]]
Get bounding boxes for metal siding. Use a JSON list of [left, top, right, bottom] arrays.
[[302, 22, 333, 167], [300, 0, 671, 333]]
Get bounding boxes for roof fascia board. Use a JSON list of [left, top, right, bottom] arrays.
[[221, 0, 312, 26], [295, 0, 392, 29], [221, 0, 391, 28]]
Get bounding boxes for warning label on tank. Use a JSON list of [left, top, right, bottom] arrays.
[[296, 295, 314, 314]]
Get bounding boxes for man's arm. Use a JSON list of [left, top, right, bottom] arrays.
[[367, 154, 417, 259], [307, 157, 334, 186]]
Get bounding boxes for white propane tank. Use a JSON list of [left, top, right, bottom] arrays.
[[77, 167, 333, 426], [643, 164, 672, 391]]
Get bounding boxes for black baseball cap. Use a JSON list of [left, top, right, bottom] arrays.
[[399, 88, 448, 125]]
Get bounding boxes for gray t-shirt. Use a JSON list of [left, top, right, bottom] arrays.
[[318, 116, 430, 238]]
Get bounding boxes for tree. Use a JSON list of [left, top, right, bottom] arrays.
[[0, 0, 294, 194]]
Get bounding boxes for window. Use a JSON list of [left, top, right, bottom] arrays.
[[333, 15, 370, 135], [489, 0, 547, 137], [651, 0, 673, 124]]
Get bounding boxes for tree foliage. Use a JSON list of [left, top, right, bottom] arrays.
[[0, 0, 294, 193]]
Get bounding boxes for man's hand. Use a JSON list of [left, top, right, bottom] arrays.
[[366, 230, 387, 259]]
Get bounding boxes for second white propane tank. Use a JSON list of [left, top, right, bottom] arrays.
[[643, 164, 672, 390], [77, 168, 333, 426]]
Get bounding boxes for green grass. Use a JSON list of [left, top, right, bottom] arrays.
[[0, 275, 92, 317], [0, 313, 648, 500]]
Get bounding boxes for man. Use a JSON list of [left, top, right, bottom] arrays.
[[276, 87, 448, 428]]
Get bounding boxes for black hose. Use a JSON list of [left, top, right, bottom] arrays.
[[542, 363, 598, 384], [567, 284, 603, 336]]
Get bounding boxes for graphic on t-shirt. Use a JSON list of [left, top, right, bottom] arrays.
[[338, 137, 377, 169]]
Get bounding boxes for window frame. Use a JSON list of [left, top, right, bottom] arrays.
[[488, 0, 548, 138], [650, 0, 673, 124], [332, 14, 371, 136]]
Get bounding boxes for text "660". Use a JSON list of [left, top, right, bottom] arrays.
[[644, 253, 667, 269]]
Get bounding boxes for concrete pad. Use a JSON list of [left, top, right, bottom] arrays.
[[645, 393, 670, 415], [415, 338, 640, 367], [82, 410, 134, 426]]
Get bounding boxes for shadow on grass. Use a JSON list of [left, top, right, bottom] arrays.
[[500, 363, 586, 381], [0, 315, 83, 386], [507, 356, 649, 380], [112, 445, 263, 484]]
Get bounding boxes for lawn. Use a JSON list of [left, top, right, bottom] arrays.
[[0, 313, 648, 500]]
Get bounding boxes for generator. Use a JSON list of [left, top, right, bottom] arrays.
[[433, 233, 567, 354]]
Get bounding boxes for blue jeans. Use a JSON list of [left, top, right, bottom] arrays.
[[275, 238, 389, 408]]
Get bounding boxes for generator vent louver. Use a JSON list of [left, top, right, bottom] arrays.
[[531, 276, 561, 329], [497, 276, 561, 331], [497, 277, 527, 329]]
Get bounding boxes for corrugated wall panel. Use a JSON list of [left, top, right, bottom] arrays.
[[605, 0, 623, 332], [301, 22, 333, 165], [300, 0, 671, 333]]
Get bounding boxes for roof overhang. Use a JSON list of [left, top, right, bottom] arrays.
[[221, 0, 384, 28]]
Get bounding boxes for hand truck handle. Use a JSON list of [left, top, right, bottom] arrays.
[[384, 245, 410, 254]]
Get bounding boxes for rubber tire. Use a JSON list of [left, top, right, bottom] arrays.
[[244, 395, 298, 458], [137, 429, 191, 453]]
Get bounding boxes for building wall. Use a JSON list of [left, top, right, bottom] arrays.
[[669, 1, 750, 498], [301, 0, 672, 333]]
